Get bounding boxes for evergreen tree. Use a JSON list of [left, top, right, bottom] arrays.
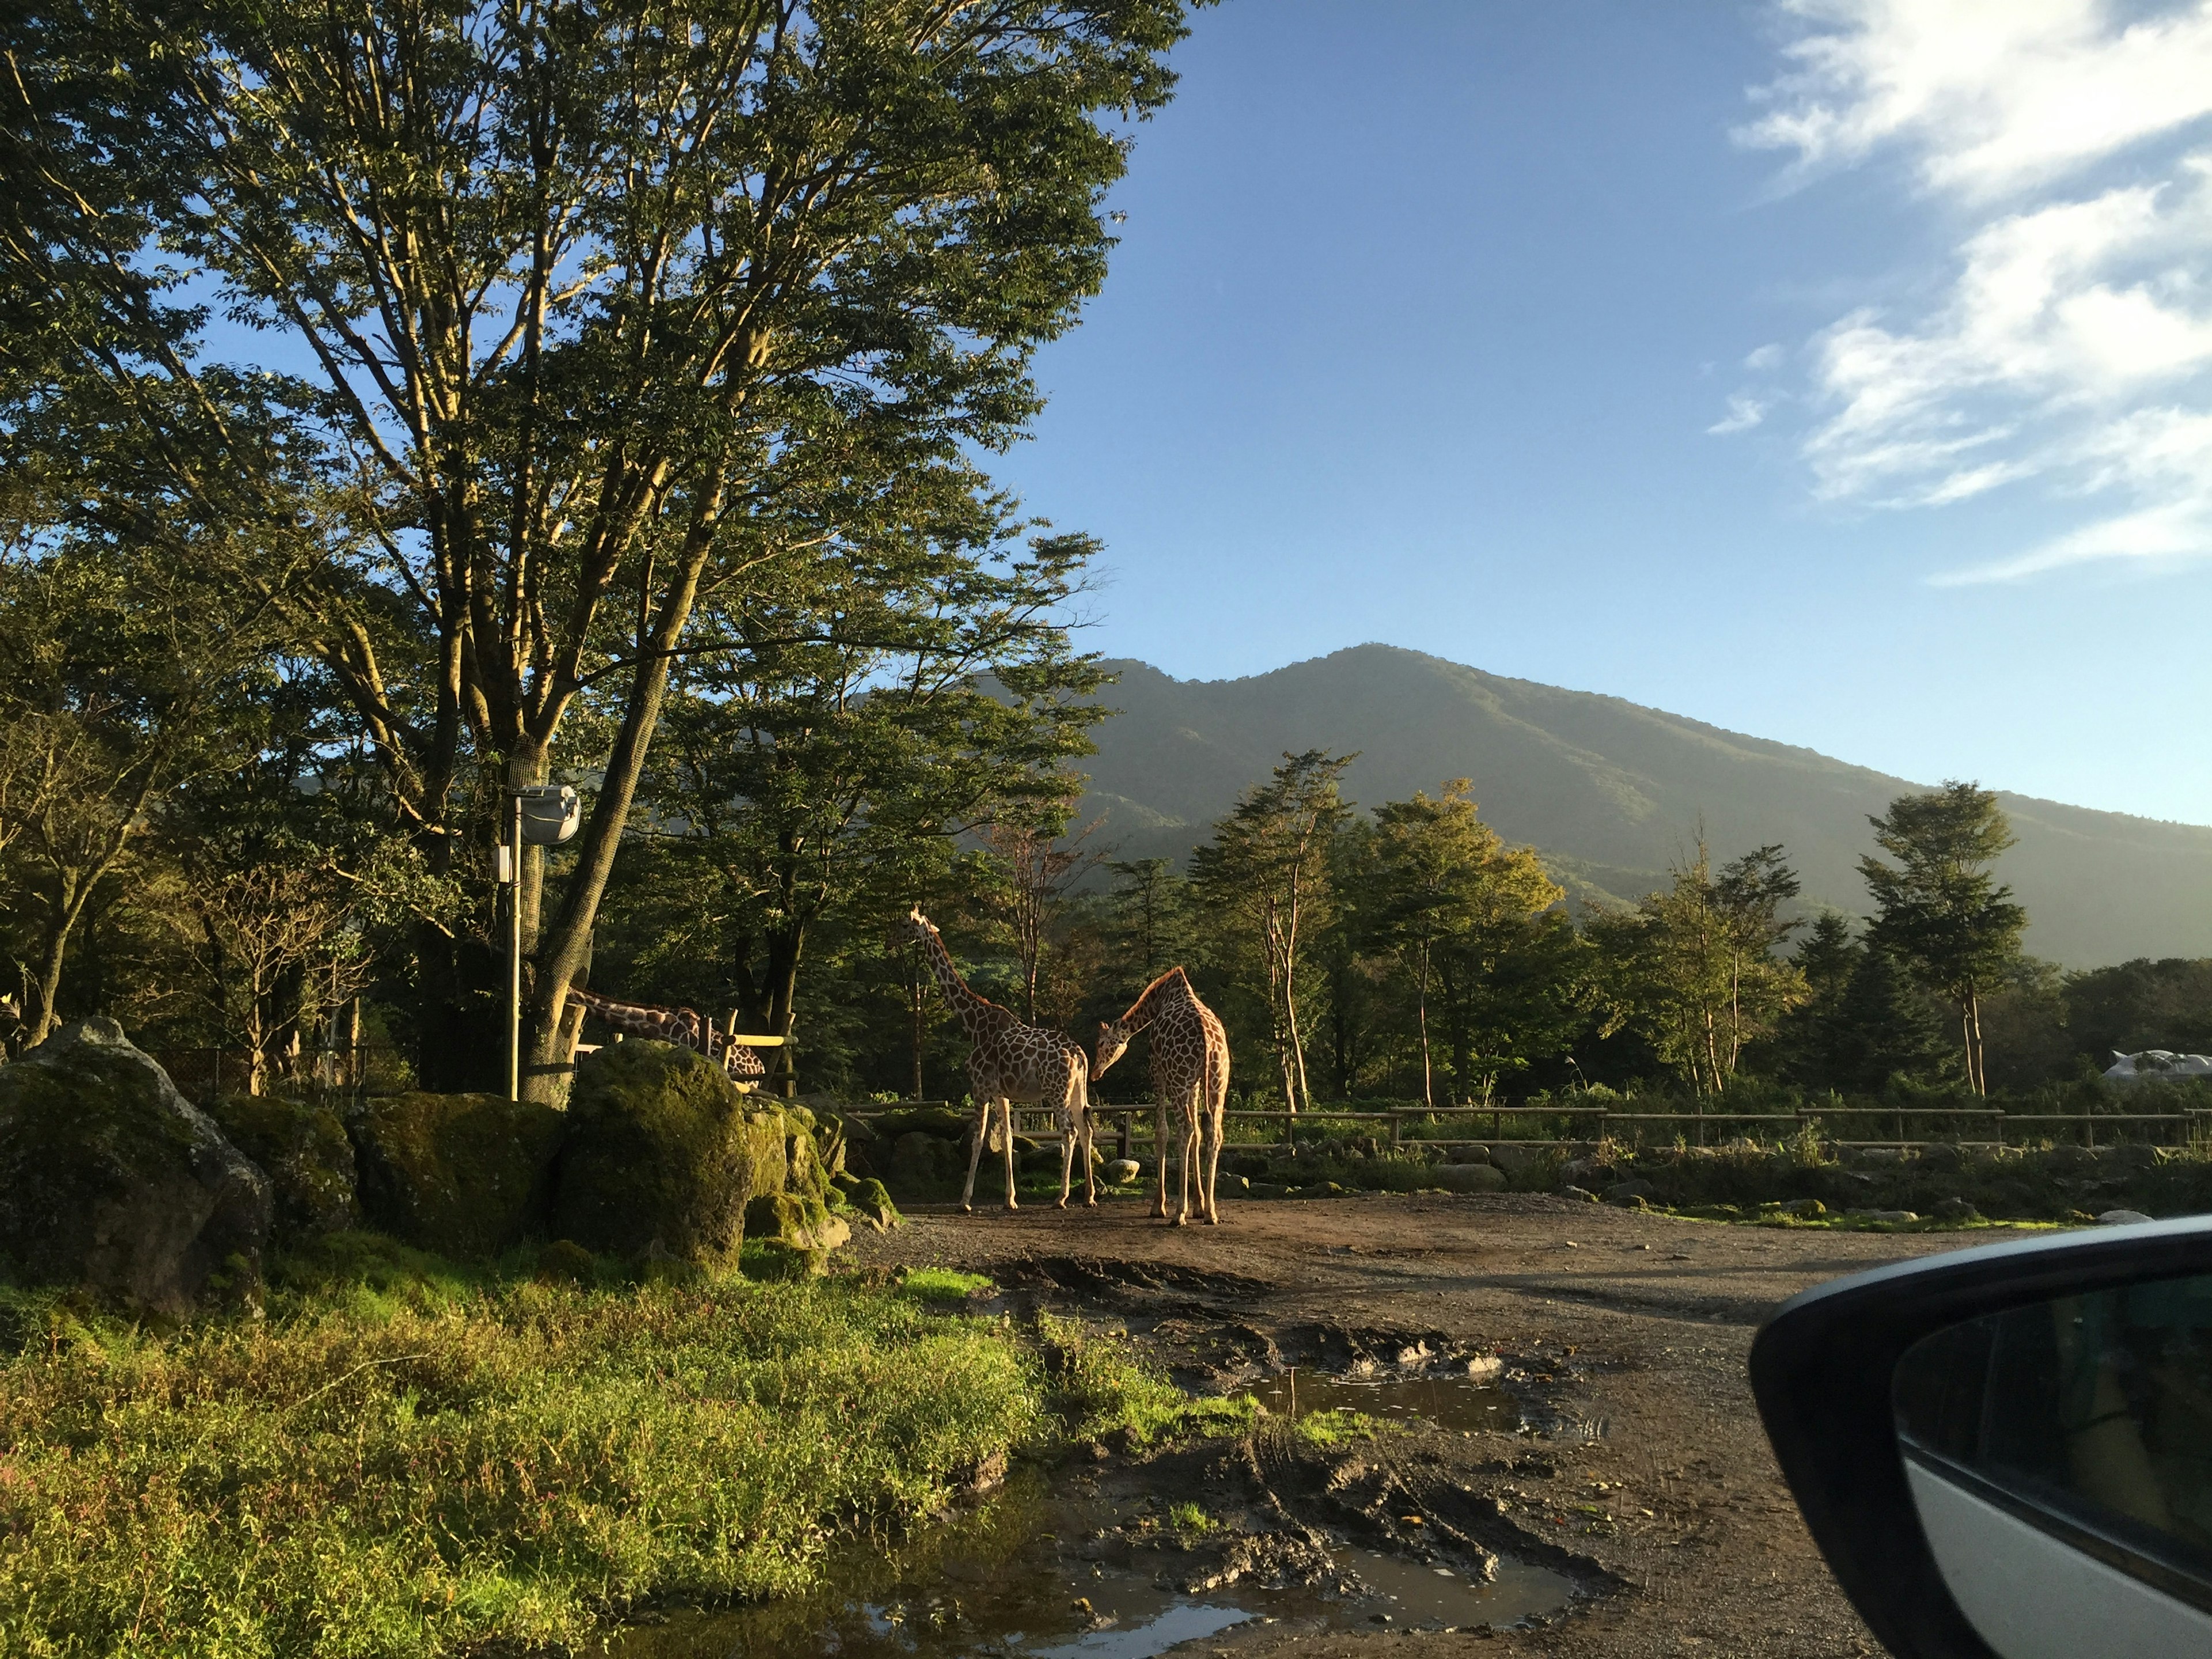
[[1191, 750, 1354, 1111], [1824, 944, 1957, 1094], [1861, 782, 2026, 1094]]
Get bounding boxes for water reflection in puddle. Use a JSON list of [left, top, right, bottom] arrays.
[[614, 1461, 1571, 1658], [1242, 1366, 1521, 1435]]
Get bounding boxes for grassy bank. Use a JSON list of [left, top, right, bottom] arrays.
[[0, 1235, 1186, 1659]]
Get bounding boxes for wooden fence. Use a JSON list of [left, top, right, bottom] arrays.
[[841, 1099, 2212, 1154]]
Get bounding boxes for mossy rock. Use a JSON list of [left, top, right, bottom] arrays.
[[553, 1040, 794, 1267], [869, 1105, 969, 1141], [874, 1130, 974, 1201], [744, 1190, 850, 1252], [833, 1173, 902, 1230], [743, 1238, 828, 1281], [534, 1238, 599, 1285], [351, 1091, 564, 1259], [207, 1094, 361, 1240], [0, 1019, 271, 1315]]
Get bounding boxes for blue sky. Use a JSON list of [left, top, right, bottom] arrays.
[[995, 1, 2212, 825]]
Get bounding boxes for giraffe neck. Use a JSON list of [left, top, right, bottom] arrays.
[[1119, 967, 1193, 1035], [918, 927, 994, 1039]]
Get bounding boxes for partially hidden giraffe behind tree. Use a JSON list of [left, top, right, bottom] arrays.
[[901, 906, 1095, 1212], [1093, 966, 1230, 1225], [565, 987, 768, 1084]]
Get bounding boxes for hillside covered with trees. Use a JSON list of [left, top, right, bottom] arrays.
[[1073, 647, 2212, 970]]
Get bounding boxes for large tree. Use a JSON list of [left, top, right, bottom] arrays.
[[634, 518, 1101, 1088], [2, 0, 1195, 1094], [1191, 749, 1353, 1112], [1354, 779, 1563, 1108], [1860, 782, 2025, 1095], [1592, 839, 1805, 1099]]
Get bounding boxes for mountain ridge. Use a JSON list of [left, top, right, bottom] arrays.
[[1071, 645, 2212, 969]]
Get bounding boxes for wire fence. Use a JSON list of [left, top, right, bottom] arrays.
[[149, 1043, 420, 1111]]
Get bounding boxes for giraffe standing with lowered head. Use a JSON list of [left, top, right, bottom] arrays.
[[1094, 967, 1230, 1225], [564, 987, 768, 1084], [902, 906, 1095, 1212]]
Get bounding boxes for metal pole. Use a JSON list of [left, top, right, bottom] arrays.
[[507, 791, 522, 1103]]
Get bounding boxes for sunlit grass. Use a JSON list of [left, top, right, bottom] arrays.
[[0, 1237, 1052, 1658]]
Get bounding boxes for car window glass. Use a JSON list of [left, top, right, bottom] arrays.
[[1895, 1276, 2212, 1576]]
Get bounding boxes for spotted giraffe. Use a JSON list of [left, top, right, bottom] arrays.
[[1094, 967, 1231, 1225], [901, 906, 1095, 1211], [564, 987, 768, 1084]]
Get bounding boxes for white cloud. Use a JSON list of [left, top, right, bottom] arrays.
[[1708, 393, 1770, 434], [1740, 3, 2212, 581], [1740, 0, 2212, 198], [1744, 343, 1786, 370]]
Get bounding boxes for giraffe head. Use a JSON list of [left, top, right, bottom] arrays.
[[1094, 1017, 1136, 1080], [902, 904, 938, 945]]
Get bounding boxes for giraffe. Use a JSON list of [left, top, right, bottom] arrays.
[[564, 987, 768, 1084], [1093, 967, 1231, 1226], [900, 906, 1095, 1212]]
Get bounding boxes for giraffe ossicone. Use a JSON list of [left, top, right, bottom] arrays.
[[902, 906, 1096, 1213], [1094, 966, 1230, 1226]]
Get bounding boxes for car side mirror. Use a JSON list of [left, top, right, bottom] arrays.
[[1751, 1218, 2212, 1659]]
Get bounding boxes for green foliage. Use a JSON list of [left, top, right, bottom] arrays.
[[1285, 1407, 1385, 1448], [0, 1252, 1049, 1657], [1191, 750, 1356, 1111], [896, 1268, 996, 1304], [1862, 782, 2026, 1093], [1589, 839, 1807, 1096], [1036, 1313, 1257, 1447], [1347, 779, 1570, 1107], [2, 0, 1198, 1084]]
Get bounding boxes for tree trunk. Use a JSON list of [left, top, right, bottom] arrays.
[[766, 923, 805, 1099], [520, 539, 714, 1101], [910, 949, 927, 1100], [1415, 946, 1433, 1110], [26, 868, 93, 1046]]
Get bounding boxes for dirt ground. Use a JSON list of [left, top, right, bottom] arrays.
[[849, 1191, 2002, 1659]]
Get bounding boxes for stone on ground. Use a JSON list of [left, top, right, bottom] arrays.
[[0, 1018, 271, 1315], [554, 1040, 801, 1267], [2097, 1209, 2156, 1225], [353, 1090, 564, 1258], [1103, 1157, 1143, 1186], [1435, 1162, 1508, 1194], [207, 1094, 361, 1240]]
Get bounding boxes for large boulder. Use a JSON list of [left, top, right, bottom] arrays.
[[552, 1040, 795, 1267], [1433, 1161, 1508, 1195], [351, 1092, 564, 1258], [207, 1094, 361, 1240], [0, 1019, 271, 1315]]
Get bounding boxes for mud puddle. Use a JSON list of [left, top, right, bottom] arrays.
[[1243, 1367, 1520, 1435], [614, 1461, 1571, 1658]]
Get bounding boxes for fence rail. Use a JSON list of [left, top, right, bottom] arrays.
[[839, 1097, 2212, 1153]]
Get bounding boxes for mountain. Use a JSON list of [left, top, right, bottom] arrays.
[[1072, 645, 2212, 969]]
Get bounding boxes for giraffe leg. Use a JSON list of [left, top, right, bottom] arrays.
[[960, 1094, 990, 1214], [1081, 1090, 1098, 1208], [1173, 1092, 1198, 1226], [1001, 1099, 1019, 1210], [1151, 1099, 1171, 1220], [1202, 1101, 1226, 1225], [1058, 1097, 1075, 1209]]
